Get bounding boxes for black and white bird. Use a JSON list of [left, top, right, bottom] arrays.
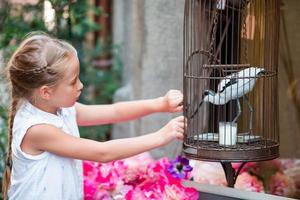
[[190, 67, 266, 131]]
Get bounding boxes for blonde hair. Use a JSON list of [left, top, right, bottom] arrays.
[[2, 33, 77, 200]]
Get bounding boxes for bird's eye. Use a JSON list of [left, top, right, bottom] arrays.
[[257, 71, 266, 76], [203, 90, 209, 95]]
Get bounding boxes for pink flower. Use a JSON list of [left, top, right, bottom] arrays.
[[163, 184, 199, 200], [235, 172, 264, 193], [232, 162, 258, 174], [83, 160, 126, 199], [258, 159, 283, 175], [124, 157, 198, 199], [83, 179, 97, 200], [122, 152, 154, 183], [191, 161, 265, 192], [280, 159, 300, 170], [191, 161, 227, 186], [83, 153, 198, 200], [111, 184, 133, 200], [268, 172, 296, 197]]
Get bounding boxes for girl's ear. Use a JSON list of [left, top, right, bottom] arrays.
[[38, 86, 52, 100]]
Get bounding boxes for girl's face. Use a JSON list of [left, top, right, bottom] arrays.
[[49, 55, 83, 108]]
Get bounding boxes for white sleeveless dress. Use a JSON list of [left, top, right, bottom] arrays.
[[8, 101, 83, 200]]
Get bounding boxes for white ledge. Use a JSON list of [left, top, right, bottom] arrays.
[[183, 180, 296, 200]]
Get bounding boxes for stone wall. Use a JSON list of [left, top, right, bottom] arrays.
[[112, 0, 184, 159]]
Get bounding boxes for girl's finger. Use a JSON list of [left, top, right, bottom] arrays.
[[176, 132, 184, 140], [175, 116, 185, 121], [176, 105, 183, 111], [177, 127, 184, 133]]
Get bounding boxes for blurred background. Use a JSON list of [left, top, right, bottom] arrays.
[[0, 0, 299, 197]]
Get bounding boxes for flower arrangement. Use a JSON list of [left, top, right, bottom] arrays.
[[234, 160, 296, 197], [83, 153, 199, 200], [191, 159, 297, 198], [84, 153, 299, 199]]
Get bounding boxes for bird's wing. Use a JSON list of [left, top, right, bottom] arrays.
[[218, 67, 261, 97], [219, 76, 238, 93], [218, 70, 239, 92]]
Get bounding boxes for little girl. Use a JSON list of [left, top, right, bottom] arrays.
[[2, 34, 185, 200]]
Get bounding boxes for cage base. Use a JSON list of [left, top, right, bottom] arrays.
[[183, 140, 279, 162]]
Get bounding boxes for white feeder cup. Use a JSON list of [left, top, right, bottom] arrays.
[[219, 122, 237, 146]]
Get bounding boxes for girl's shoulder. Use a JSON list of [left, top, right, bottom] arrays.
[[12, 102, 78, 153], [16, 101, 76, 120], [13, 101, 75, 133]]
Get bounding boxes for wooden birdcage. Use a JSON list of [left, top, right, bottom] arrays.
[[182, 0, 280, 187]]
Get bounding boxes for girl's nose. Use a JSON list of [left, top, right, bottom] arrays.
[[78, 79, 84, 91]]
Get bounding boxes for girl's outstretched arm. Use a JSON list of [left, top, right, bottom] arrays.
[[75, 90, 183, 126], [21, 116, 185, 163]]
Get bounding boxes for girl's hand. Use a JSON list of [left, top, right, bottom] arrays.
[[160, 90, 183, 112], [158, 116, 185, 145]]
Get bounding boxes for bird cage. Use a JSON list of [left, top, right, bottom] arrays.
[[182, 0, 280, 187]]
